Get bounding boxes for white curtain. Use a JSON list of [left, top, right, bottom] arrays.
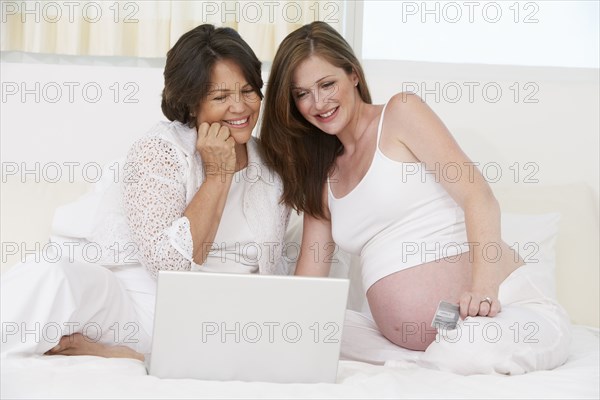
[[1, 0, 343, 60]]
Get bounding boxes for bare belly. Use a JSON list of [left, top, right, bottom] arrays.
[[366, 242, 524, 351]]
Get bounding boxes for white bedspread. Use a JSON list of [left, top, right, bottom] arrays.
[[2, 325, 598, 399]]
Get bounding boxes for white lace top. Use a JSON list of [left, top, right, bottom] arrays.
[[51, 121, 291, 279]]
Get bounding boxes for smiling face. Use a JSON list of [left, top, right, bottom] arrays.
[[195, 59, 261, 144], [291, 55, 359, 136]]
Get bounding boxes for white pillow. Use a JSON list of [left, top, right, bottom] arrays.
[[501, 212, 561, 300]]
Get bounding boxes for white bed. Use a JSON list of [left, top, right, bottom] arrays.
[[1, 57, 599, 398], [1, 325, 598, 399], [1, 179, 599, 399]]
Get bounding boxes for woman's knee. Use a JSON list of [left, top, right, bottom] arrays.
[[419, 307, 572, 375]]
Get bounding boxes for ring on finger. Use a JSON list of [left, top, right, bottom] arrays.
[[480, 296, 492, 306]]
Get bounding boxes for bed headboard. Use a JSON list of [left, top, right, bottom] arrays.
[[493, 183, 599, 327]]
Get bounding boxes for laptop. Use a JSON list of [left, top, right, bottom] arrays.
[[147, 271, 349, 383]]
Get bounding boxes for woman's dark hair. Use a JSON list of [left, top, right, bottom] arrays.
[[260, 21, 372, 219], [161, 24, 263, 128]]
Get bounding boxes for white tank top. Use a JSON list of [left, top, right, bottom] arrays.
[[199, 169, 259, 274], [327, 101, 469, 281]]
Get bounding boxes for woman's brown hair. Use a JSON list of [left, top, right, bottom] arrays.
[[260, 21, 372, 219], [161, 24, 263, 128]]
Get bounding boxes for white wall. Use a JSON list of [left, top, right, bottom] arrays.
[[362, 0, 600, 68]]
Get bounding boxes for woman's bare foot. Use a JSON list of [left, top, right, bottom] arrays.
[[44, 333, 144, 361]]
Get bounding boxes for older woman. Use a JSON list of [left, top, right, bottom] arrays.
[[1, 24, 290, 360]]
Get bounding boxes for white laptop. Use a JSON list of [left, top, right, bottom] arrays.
[[147, 271, 349, 383]]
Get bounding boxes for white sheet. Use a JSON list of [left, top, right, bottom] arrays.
[[2, 325, 598, 399]]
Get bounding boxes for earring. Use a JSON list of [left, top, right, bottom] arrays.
[[355, 82, 358, 87]]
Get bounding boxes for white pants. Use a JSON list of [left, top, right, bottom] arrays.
[[1, 257, 156, 357], [340, 263, 573, 375]]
